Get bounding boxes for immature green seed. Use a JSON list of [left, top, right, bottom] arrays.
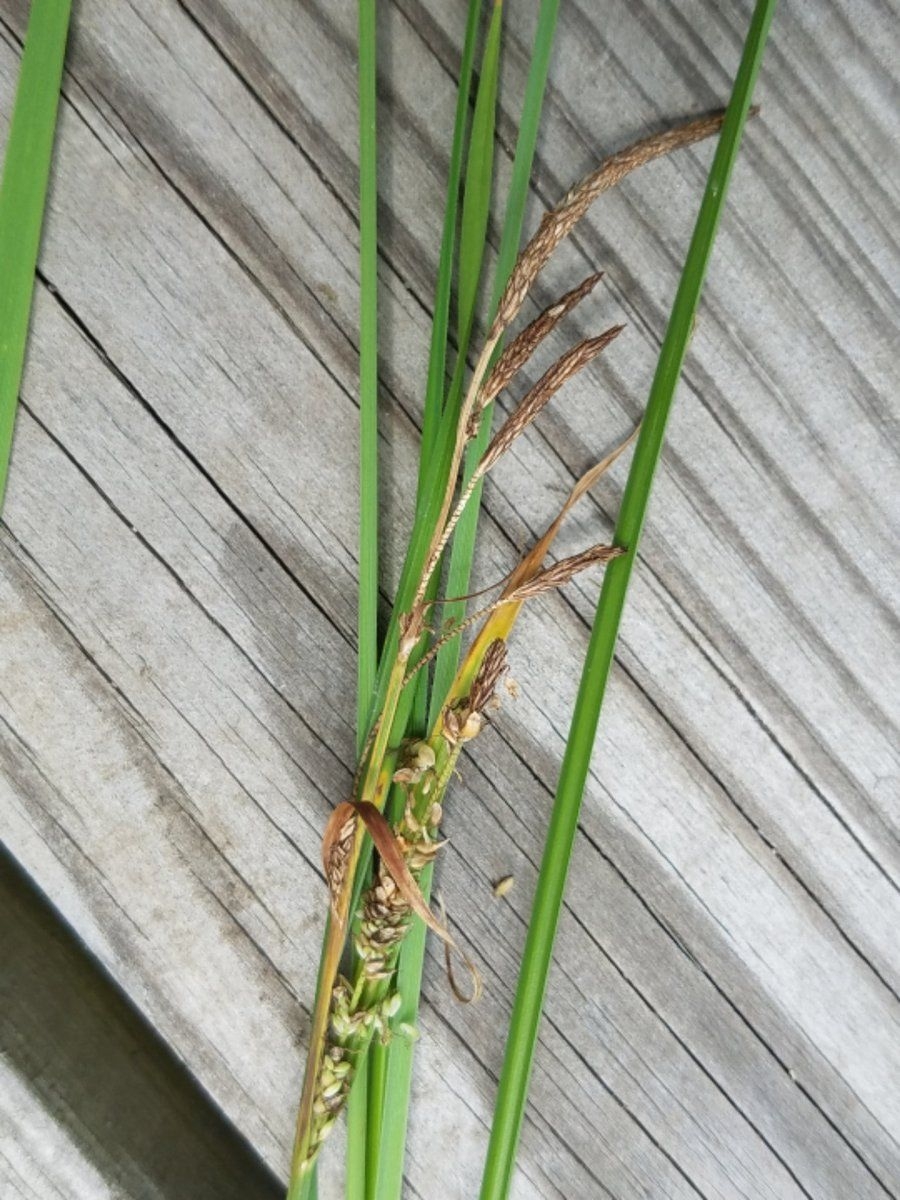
[[382, 991, 402, 1019], [331, 1014, 352, 1039]]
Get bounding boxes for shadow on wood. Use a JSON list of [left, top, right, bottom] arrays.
[[0, 844, 284, 1200]]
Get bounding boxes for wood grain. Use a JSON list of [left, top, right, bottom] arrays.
[[0, 1, 897, 1197]]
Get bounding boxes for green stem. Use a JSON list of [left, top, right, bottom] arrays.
[[356, 0, 379, 742], [0, 0, 71, 510], [478, 3, 778, 1196], [374, 7, 563, 1196], [347, 1, 378, 1193]]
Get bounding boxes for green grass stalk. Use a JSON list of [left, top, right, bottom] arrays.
[[478, 3, 778, 1196], [0, 0, 71, 510], [362, 5, 504, 1191], [356, 0, 379, 743], [347, 0, 380, 1183], [429, 0, 561, 719], [373, 6, 562, 1196]]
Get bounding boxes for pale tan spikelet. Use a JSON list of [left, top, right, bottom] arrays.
[[506, 542, 624, 602], [478, 324, 624, 475], [491, 111, 727, 337], [476, 271, 604, 417], [322, 802, 357, 922]]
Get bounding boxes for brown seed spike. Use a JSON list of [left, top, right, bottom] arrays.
[[322, 801, 357, 923], [467, 638, 508, 717], [478, 325, 624, 476], [506, 543, 625, 602], [491, 110, 727, 338], [477, 272, 605, 414]]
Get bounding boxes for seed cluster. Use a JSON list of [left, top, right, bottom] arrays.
[[292, 109, 730, 1181]]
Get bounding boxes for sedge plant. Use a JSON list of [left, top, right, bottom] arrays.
[[287, 12, 750, 1200], [0, 3, 778, 1199], [287, 1, 776, 1197]]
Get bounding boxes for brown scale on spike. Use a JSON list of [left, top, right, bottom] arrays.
[[491, 111, 728, 339], [479, 325, 624, 476], [473, 271, 605, 426]]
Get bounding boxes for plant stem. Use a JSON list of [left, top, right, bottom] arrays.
[[347, 0, 379, 1189], [356, 0, 379, 743], [429, 0, 561, 717], [478, 3, 778, 1196], [0, 0, 71, 511], [373, 7, 563, 1195]]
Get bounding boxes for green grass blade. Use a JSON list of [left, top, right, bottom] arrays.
[[429, 0, 561, 722], [368, 857, 431, 1198], [367, 4, 506, 1188], [345, 1050, 368, 1200], [355, 0, 379, 745], [417, 0, 483, 483], [456, 0, 503, 359], [373, 6, 563, 1195], [478, 4, 778, 1197], [350, 1, 483, 1189], [0, 0, 71, 511], [411, 0, 482, 728], [345, 1, 380, 1193]]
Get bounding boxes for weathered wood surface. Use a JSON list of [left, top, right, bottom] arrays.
[[0, 1, 897, 1197], [0, 847, 282, 1199]]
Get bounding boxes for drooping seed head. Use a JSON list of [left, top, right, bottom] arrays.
[[478, 326, 624, 477]]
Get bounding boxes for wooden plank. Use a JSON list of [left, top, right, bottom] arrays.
[[0, 0, 897, 1197]]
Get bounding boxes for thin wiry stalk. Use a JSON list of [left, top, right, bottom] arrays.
[[479, 3, 778, 1196], [0, 0, 71, 510]]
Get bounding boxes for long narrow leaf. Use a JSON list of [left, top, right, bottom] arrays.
[[354, 0, 485, 1188], [429, 0, 561, 721], [374, 6, 562, 1196], [0, 0, 71, 510], [479, 4, 778, 1196], [416, 0, 483, 483], [355, 0, 379, 745], [456, 0, 503, 360], [346, 0, 379, 1187]]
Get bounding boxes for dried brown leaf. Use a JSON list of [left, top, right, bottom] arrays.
[[352, 801, 451, 944]]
